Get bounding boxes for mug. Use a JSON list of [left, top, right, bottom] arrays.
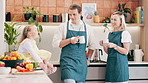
[[79, 36, 85, 44], [103, 39, 109, 46]]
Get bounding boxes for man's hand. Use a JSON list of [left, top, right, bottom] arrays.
[[70, 36, 79, 44]]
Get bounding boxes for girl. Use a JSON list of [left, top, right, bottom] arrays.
[[18, 25, 57, 74], [100, 11, 132, 83]]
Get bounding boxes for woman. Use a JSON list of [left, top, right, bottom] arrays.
[[100, 11, 132, 83], [18, 25, 57, 74]]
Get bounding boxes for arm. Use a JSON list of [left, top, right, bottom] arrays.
[[59, 37, 79, 48], [108, 42, 131, 55], [23, 41, 43, 62], [99, 40, 108, 54], [59, 38, 71, 48]]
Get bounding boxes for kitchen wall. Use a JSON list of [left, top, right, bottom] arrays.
[[6, 0, 139, 22]]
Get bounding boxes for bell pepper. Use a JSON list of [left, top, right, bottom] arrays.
[[25, 64, 33, 69]]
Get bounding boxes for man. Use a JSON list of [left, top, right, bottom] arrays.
[[52, 4, 96, 83]]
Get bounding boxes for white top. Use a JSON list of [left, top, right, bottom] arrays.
[[52, 20, 97, 50], [18, 39, 43, 62], [106, 31, 132, 43]]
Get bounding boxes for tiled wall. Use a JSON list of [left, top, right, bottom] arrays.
[[6, 0, 139, 22]]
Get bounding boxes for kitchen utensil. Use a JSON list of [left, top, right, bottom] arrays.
[[62, 13, 68, 22]]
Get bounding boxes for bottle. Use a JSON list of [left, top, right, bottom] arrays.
[[134, 44, 144, 62]]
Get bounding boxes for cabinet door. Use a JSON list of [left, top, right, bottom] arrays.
[[48, 67, 63, 83], [129, 80, 148, 83], [87, 67, 106, 80], [129, 67, 148, 79]]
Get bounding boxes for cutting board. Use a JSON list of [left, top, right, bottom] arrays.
[[12, 70, 45, 75]]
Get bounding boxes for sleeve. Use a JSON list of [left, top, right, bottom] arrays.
[[121, 31, 132, 43], [52, 24, 65, 48], [87, 25, 98, 50], [23, 41, 43, 63]]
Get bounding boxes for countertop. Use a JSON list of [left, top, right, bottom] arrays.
[[0, 70, 53, 83], [50, 61, 148, 67]]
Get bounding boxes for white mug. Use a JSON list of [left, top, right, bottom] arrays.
[[79, 36, 85, 44], [103, 39, 109, 46]]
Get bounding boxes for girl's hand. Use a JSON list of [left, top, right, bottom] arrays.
[[87, 60, 90, 66], [108, 43, 117, 48]]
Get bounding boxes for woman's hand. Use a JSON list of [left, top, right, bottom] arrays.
[[108, 43, 117, 48]]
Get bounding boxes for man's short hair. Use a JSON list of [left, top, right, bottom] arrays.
[[69, 4, 82, 13]]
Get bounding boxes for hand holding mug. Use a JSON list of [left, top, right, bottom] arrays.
[[70, 36, 79, 44], [108, 43, 117, 48]]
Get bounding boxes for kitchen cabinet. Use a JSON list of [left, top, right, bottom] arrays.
[[49, 62, 148, 83]]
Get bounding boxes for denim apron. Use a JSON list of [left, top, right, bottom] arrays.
[[106, 31, 129, 82], [60, 21, 87, 82]]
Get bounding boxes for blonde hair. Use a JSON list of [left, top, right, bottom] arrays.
[[18, 25, 33, 44], [111, 11, 126, 30]]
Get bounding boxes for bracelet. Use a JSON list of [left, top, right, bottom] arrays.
[[87, 58, 91, 61], [114, 45, 118, 50]]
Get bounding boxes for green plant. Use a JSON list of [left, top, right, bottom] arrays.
[[103, 17, 111, 32], [23, 7, 42, 16], [4, 16, 20, 52], [118, 3, 131, 18]]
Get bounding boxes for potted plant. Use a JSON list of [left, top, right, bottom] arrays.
[[23, 7, 42, 21], [103, 17, 111, 32], [4, 16, 20, 52], [118, 3, 131, 22]]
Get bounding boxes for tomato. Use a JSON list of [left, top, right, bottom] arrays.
[[0, 64, 5, 67]]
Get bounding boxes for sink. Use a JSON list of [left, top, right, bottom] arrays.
[[90, 60, 106, 63]]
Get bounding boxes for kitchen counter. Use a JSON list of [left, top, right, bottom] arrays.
[[50, 61, 148, 66], [0, 70, 53, 83], [49, 61, 148, 83]]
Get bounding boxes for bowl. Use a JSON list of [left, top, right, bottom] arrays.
[[0, 67, 11, 74], [0, 60, 23, 68]]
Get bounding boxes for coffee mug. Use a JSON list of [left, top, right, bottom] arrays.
[[103, 39, 109, 46], [79, 36, 85, 44]]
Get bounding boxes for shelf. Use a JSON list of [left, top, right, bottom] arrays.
[[6, 22, 144, 27]]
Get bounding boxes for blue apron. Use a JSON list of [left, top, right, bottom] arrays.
[[60, 21, 87, 82], [106, 31, 129, 82]]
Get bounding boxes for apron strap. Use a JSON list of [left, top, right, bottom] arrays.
[[66, 20, 87, 46]]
